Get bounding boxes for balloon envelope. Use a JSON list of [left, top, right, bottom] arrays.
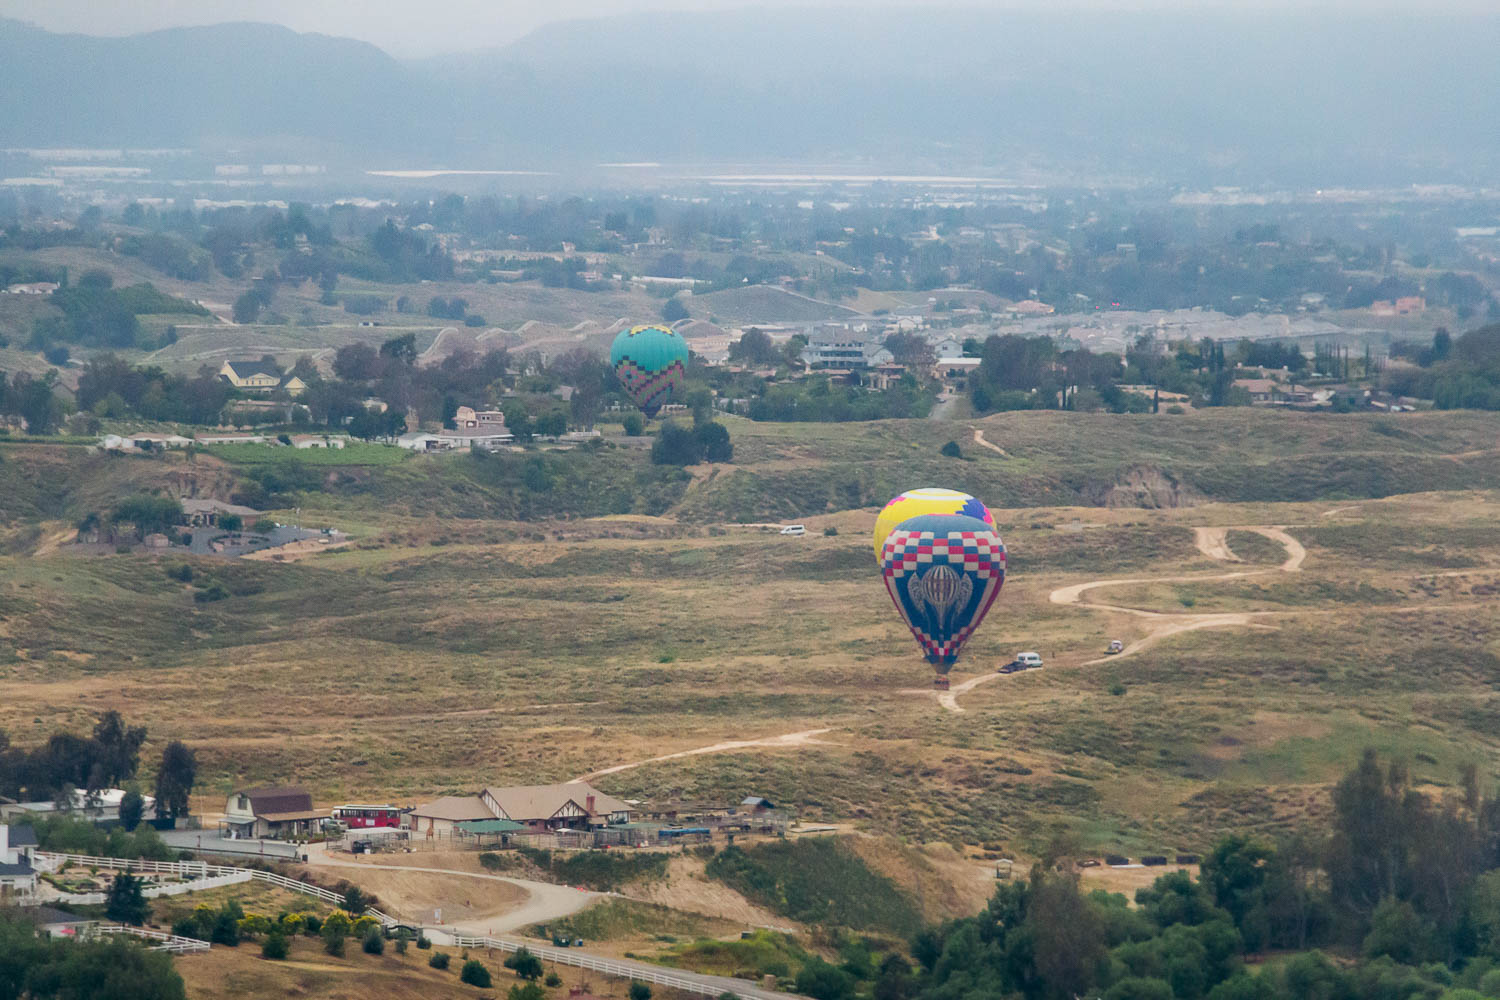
[[873, 487, 996, 562], [610, 324, 690, 417], [880, 513, 1006, 673]]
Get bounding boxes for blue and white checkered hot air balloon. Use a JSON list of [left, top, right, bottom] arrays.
[[878, 513, 1007, 685]]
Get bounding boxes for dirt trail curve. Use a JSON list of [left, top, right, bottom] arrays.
[[971, 427, 1008, 456], [912, 524, 1308, 714], [577, 729, 835, 782], [304, 845, 601, 932]]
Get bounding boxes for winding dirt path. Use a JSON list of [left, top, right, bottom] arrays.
[[916, 524, 1308, 714], [576, 728, 836, 782], [971, 427, 1008, 456]]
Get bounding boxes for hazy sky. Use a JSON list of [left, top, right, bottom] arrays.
[[0, 0, 1485, 58]]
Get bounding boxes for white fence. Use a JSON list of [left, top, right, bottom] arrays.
[[96, 924, 211, 954], [447, 936, 789, 1000], [34, 852, 394, 926]]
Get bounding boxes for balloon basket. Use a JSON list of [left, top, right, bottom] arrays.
[[932, 675, 951, 691]]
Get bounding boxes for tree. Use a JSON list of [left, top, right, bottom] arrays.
[[461, 959, 493, 988], [651, 422, 703, 465], [262, 932, 289, 959], [91, 710, 147, 789], [153, 741, 196, 824], [662, 297, 690, 322], [380, 332, 418, 366], [622, 413, 644, 436], [322, 910, 352, 956], [361, 927, 384, 954], [119, 787, 144, 831], [106, 871, 150, 926], [629, 981, 654, 1000], [232, 291, 263, 324], [694, 421, 733, 463], [504, 947, 543, 981], [729, 328, 780, 367], [342, 886, 372, 915], [884, 332, 935, 368], [795, 957, 855, 1000]]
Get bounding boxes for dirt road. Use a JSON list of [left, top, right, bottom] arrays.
[[916, 525, 1306, 713], [304, 845, 601, 933], [578, 728, 835, 781]]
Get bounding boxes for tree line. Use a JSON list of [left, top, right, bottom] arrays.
[[874, 750, 1500, 1000], [0, 710, 197, 826]]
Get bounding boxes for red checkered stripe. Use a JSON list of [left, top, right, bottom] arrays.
[[881, 530, 1005, 580]]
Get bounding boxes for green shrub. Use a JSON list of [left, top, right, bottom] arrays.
[[460, 958, 492, 987], [545, 971, 563, 987], [261, 933, 289, 959], [429, 951, 451, 969], [417, 935, 432, 949], [705, 839, 920, 935], [940, 441, 962, 458], [630, 982, 653, 1000], [362, 927, 384, 955]]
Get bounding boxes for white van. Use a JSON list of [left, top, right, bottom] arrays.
[[779, 524, 806, 536], [1015, 652, 1043, 669]]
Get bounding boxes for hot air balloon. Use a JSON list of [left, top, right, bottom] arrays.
[[610, 324, 690, 418], [879, 513, 1006, 689], [873, 487, 996, 562]]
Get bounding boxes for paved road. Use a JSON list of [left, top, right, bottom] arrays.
[[157, 830, 302, 860], [422, 931, 801, 1000], [304, 845, 602, 932]]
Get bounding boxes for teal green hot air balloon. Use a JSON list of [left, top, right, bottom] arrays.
[[610, 324, 689, 417]]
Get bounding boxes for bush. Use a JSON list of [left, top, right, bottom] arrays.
[[395, 936, 408, 955], [261, 933, 289, 960], [622, 413, 644, 437], [362, 927, 385, 955], [460, 959, 493, 987], [301, 914, 322, 936], [430, 951, 451, 969], [417, 935, 432, 949], [940, 440, 963, 458], [324, 932, 345, 957], [823, 526, 838, 536], [165, 564, 193, 582], [505, 946, 544, 981], [630, 981, 653, 1000], [545, 971, 563, 987]]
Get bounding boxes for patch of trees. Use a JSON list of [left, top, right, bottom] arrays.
[[1387, 324, 1500, 410], [0, 710, 196, 828], [118, 232, 212, 281], [749, 375, 934, 422], [77, 355, 229, 424], [368, 220, 454, 282], [728, 328, 782, 367], [0, 910, 186, 1000], [650, 419, 733, 465], [903, 750, 1500, 1000], [0, 710, 145, 802], [0, 369, 65, 434], [29, 272, 206, 350]]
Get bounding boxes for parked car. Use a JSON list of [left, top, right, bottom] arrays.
[[1002, 652, 1043, 672], [1106, 639, 1124, 654], [779, 524, 806, 536]]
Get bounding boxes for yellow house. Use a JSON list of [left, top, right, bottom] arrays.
[[219, 360, 282, 392]]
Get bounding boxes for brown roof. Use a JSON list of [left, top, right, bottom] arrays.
[[481, 783, 631, 822], [235, 786, 314, 817], [411, 795, 495, 822], [258, 809, 328, 823]]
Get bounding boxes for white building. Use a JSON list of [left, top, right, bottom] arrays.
[[0, 824, 37, 898]]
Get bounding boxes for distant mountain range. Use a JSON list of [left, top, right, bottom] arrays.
[[4, 10, 1499, 183]]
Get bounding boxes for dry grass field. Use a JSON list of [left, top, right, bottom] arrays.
[[4, 409, 1500, 872]]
